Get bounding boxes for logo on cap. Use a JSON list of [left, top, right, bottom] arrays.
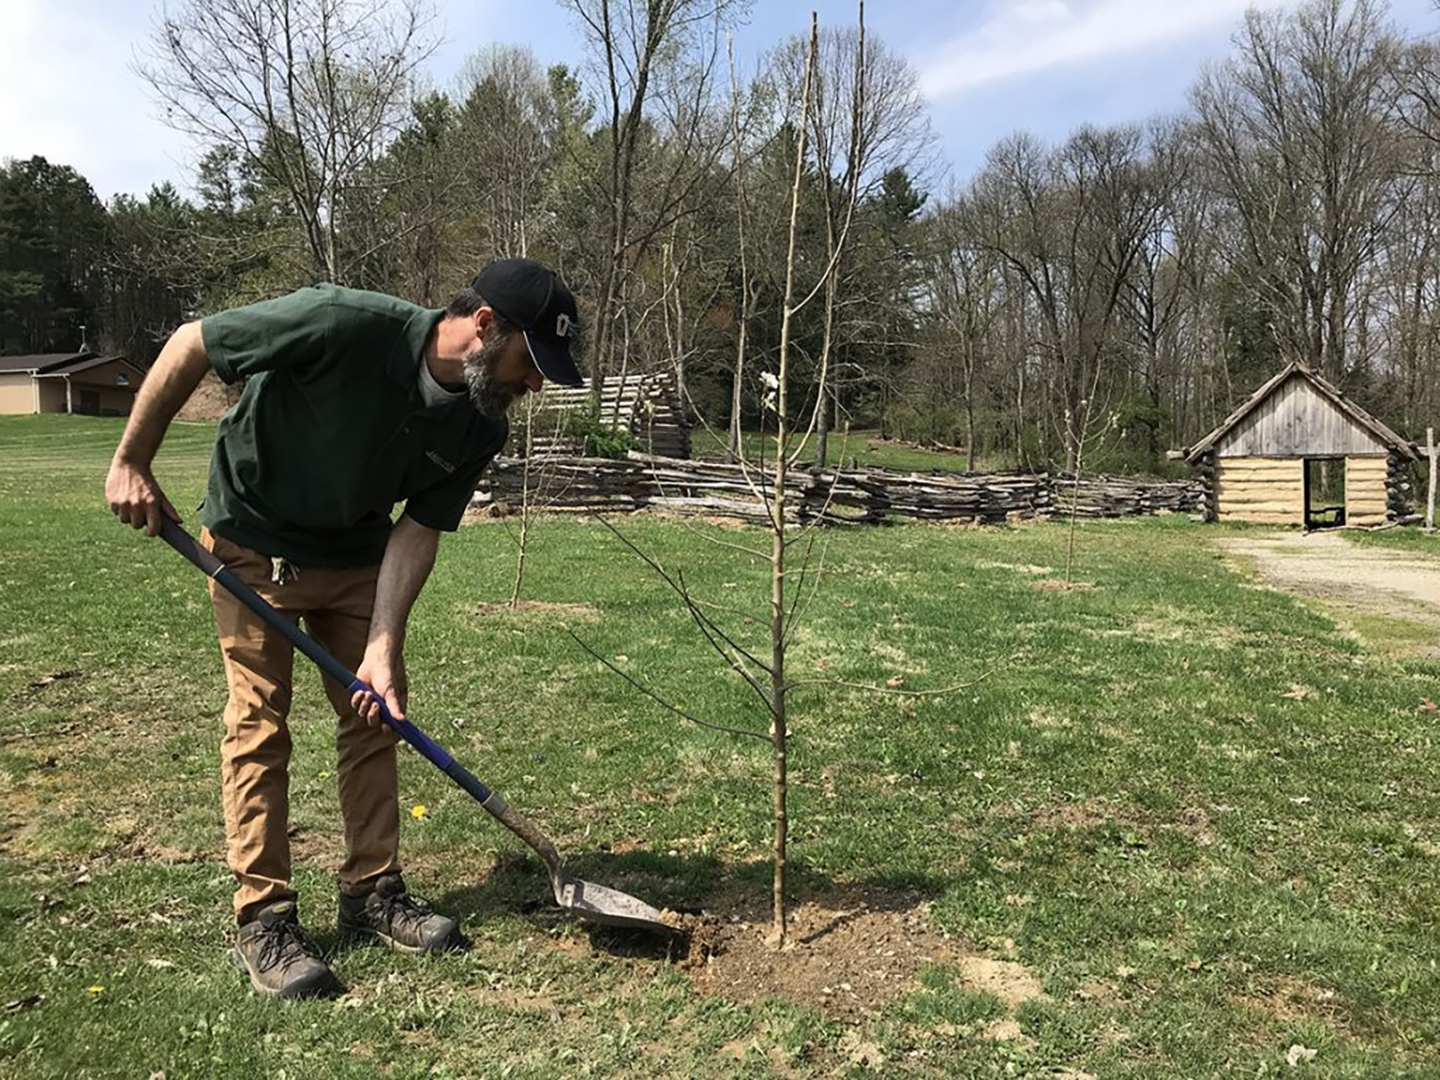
[[556, 312, 573, 338]]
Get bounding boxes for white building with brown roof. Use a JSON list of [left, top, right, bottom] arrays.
[[0, 352, 146, 416]]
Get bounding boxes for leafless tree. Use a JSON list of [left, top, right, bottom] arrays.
[[972, 126, 1168, 472], [1192, 0, 1404, 380], [560, 0, 747, 413], [725, 34, 756, 462], [578, 11, 882, 948], [767, 17, 936, 465], [453, 46, 562, 264], [138, 0, 438, 283], [503, 395, 574, 608], [920, 195, 1000, 470]]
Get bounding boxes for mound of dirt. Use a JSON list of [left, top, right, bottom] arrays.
[[1034, 579, 1096, 591], [668, 891, 951, 1020]]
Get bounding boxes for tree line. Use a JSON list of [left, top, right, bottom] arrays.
[[1, 0, 1437, 474]]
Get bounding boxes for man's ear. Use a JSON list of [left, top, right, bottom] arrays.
[[474, 306, 494, 340]]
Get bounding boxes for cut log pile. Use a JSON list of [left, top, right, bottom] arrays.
[[523, 373, 690, 459], [1386, 452, 1414, 523], [472, 452, 1204, 527]]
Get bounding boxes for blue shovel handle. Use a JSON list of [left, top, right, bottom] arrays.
[[160, 519, 494, 805], [161, 520, 677, 933]]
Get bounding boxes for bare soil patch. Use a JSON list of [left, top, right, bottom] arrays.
[[954, 955, 1047, 1008], [678, 893, 950, 1020], [648, 510, 752, 532], [1233, 974, 1351, 1035], [977, 561, 1054, 576], [471, 601, 600, 622], [126, 837, 211, 865], [1030, 796, 1217, 848], [558, 885, 954, 1020]]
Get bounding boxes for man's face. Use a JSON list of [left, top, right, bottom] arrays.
[[462, 309, 544, 419]]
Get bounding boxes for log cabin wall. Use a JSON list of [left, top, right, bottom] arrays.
[[1210, 373, 1393, 526], [523, 372, 691, 459], [1344, 456, 1390, 527], [1214, 457, 1305, 524]]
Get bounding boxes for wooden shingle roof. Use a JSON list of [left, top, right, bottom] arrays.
[[1186, 363, 1417, 463]]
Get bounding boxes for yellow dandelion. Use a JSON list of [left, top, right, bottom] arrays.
[[88, 985, 105, 995], [411, 805, 427, 820]]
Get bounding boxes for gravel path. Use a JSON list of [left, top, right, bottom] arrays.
[[1216, 530, 1440, 657]]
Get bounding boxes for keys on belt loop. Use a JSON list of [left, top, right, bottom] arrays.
[[270, 556, 300, 586]]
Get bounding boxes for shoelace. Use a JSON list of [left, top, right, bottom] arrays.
[[255, 919, 321, 973], [372, 891, 435, 934]]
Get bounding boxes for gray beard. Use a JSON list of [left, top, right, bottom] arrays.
[[462, 333, 523, 420]]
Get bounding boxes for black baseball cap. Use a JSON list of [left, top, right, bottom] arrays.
[[473, 258, 584, 387]]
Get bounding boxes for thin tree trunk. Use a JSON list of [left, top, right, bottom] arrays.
[[730, 315, 747, 461], [591, 256, 623, 415], [728, 34, 750, 464], [815, 384, 831, 467], [510, 401, 537, 608], [670, 225, 689, 415], [964, 387, 975, 472], [510, 514, 530, 609], [1065, 416, 1082, 586], [813, 203, 838, 468], [767, 12, 817, 949]]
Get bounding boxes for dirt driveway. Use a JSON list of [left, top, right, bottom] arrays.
[[1216, 531, 1440, 658]]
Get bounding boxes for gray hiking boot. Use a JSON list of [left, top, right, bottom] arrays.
[[231, 900, 340, 999], [337, 873, 460, 954]]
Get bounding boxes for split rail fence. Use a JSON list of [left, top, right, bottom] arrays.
[[471, 453, 1203, 526]]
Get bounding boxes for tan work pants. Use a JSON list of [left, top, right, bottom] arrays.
[[202, 528, 401, 925]]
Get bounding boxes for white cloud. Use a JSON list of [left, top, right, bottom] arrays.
[[0, 0, 519, 201], [0, 0, 197, 200], [917, 0, 1294, 102]]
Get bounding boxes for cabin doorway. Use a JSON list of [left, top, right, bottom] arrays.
[[1304, 457, 1345, 529]]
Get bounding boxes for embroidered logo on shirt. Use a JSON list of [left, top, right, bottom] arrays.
[[425, 450, 456, 473]]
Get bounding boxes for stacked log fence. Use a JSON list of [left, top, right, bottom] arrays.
[[1051, 473, 1206, 518], [472, 453, 1204, 527]]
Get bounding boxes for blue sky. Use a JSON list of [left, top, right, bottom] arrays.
[[1, 0, 1435, 202]]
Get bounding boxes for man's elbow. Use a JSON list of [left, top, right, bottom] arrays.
[[398, 515, 442, 554], [156, 320, 209, 376], [178, 320, 208, 361]]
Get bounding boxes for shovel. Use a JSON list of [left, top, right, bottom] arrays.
[[160, 518, 673, 934]]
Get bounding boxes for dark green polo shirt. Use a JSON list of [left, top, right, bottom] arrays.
[[199, 285, 508, 566]]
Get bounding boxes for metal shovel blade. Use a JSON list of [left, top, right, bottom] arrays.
[[481, 790, 675, 933], [556, 877, 675, 932]]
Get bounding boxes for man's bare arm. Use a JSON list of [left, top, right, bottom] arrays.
[[351, 514, 442, 733], [105, 321, 211, 535]]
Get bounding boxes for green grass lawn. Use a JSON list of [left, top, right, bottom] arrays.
[[2, 415, 1439, 1078], [1344, 527, 1440, 556]]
